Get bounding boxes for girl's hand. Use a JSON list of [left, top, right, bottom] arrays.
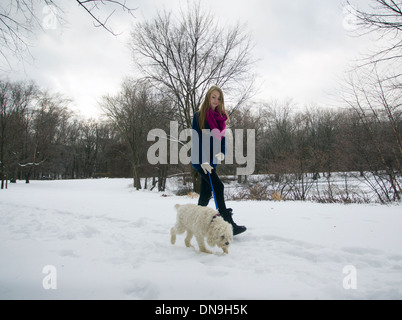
[[201, 162, 213, 174], [215, 152, 225, 162]]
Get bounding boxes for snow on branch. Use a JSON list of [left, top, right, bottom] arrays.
[[18, 160, 46, 167]]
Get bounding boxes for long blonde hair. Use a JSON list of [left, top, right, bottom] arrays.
[[198, 86, 228, 129]]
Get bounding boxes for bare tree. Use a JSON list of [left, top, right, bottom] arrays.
[[20, 91, 70, 183], [0, 0, 52, 67], [343, 0, 402, 202], [130, 0, 255, 129], [347, 0, 402, 81], [0, 80, 36, 189], [101, 80, 173, 190], [349, 0, 402, 33], [342, 66, 402, 202], [78, 119, 99, 178]]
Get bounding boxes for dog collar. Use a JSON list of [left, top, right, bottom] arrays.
[[210, 214, 220, 223]]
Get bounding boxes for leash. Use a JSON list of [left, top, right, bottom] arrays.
[[207, 171, 219, 211]]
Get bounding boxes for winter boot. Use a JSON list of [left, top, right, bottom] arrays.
[[220, 208, 247, 236]]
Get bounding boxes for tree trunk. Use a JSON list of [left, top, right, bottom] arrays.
[[132, 163, 141, 190]]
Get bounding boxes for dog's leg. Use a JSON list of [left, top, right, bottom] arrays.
[[170, 227, 177, 245], [184, 230, 193, 247], [171, 218, 187, 245], [196, 235, 212, 254]]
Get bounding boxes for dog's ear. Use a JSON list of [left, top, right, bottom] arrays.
[[206, 228, 215, 247]]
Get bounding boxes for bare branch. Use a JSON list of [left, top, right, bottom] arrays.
[[75, 0, 137, 36], [347, 0, 402, 66]]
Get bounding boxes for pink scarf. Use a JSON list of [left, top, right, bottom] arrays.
[[206, 108, 227, 141]]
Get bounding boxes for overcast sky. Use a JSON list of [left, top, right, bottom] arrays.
[[2, 0, 375, 118]]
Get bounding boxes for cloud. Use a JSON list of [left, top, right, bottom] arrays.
[[4, 1, 133, 118], [246, 0, 373, 106]]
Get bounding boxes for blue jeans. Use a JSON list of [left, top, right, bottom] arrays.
[[197, 169, 226, 213]]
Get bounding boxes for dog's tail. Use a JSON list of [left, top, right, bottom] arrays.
[[174, 204, 181, 211]]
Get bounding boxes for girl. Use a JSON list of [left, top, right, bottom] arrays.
[[191, 86, 246, 236]]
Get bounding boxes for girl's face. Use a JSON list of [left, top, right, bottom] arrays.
[[209, 90, 221, 110]]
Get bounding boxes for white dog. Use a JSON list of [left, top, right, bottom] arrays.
[[171, 204, 233, 254]]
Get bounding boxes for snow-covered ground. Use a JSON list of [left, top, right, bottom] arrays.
[[0, 178, 401, 300]]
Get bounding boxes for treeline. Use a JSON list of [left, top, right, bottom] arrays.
[[0, 80, 132, 188], [229, 100, 401, 203], [1, 78, 401, 202]]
